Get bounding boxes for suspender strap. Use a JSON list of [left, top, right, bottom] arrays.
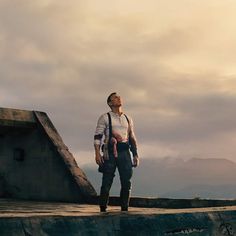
[[107, 112, 138, 156], [124, 114, 130, 132], [124, 114, 138, 156], [107, 112, 112, 145]]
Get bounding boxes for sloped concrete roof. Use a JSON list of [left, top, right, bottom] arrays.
[[34, 111, 96, 198]]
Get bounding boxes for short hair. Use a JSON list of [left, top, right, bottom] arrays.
[[107, 92, 116, 105]]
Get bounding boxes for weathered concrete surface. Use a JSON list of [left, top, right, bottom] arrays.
[[0, 199, 236, 235], [0, 107, 96, 202], [0, 108, 35, 128]]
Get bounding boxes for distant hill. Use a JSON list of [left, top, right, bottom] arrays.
[[162, 184, 236, 199], [83, 157, 236, 199]]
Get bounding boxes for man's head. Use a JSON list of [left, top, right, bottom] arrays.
[[107, 92, 122, 108]]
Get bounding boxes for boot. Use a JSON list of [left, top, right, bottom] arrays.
[[120, 189, 131, 211], [100, 206, 107, 212], [99, 192, 109, 212]]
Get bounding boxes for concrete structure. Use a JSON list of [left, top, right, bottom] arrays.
[[0, 107, 96, 202], [1, 198, 236, 235]]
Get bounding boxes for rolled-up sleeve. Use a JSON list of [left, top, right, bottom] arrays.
[[94, 114, 106, 145]]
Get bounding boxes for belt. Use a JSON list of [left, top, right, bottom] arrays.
[[116, 142, 129, 152]]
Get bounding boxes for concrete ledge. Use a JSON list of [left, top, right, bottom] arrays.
[[0, 213, 231, 236], [0, 199, 236, 235]]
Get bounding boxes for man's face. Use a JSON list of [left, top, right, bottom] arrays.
[[110, 94, 122, 107]]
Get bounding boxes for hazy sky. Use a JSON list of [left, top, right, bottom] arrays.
[[1, 0, 236, 166]]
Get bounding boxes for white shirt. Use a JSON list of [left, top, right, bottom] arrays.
[[94, 111, 135, 146]]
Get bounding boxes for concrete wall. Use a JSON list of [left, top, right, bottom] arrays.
[[0, 126, 80, 201], [0, 108, 96, 202], [1, 210, 236, 235], [90, 196, 236, 209]]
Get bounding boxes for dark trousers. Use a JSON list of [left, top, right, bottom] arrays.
[[99, 150, 133, 209]]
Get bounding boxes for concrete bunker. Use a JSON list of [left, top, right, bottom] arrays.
[[0, 107, 96, 202]]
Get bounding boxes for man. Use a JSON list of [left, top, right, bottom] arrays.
[[94, 92, 139, 212]]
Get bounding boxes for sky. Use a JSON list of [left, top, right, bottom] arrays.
[[1, 0, 236, 167]]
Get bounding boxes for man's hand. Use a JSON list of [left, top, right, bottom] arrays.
[[95, 153, 104, 166], [94, 144, 104, 166], [133, 155, 139, 167]]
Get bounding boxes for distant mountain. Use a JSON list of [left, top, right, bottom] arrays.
[[83, 157, 236, 199], [162, 184, 236, 199]]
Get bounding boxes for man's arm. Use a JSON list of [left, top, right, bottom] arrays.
[[130, 136, 139, 167], [94, 115, 106, 165], [129, 117, 139, 167]]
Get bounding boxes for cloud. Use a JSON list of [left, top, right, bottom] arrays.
[[1, 0, 236, 165]]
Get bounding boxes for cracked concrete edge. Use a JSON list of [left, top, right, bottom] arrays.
[[0, 107, 36, 127], [33, 111, 97, 199]]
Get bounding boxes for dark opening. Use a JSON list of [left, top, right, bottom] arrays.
[[13, 148, 25, 161]]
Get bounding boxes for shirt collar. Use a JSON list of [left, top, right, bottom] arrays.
[[110, 111, 124, 116]]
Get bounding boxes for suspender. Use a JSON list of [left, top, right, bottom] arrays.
[[107, 112, 112, 145], [106, 112, 137, 156], [124, 114, 130, 132], [107, 112, 130, 141]]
